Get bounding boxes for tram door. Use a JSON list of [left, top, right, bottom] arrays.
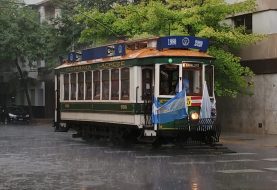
[[142, 68, 153, 126]]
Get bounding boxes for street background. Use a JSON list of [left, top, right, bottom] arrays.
[[0, 122, 277, 190]]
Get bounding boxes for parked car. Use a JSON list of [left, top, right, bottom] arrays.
[[6, 106, 30, 123]]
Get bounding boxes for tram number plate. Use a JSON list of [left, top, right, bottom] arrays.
[[120, 105, 128, 110], [186, 97, 192, 106]]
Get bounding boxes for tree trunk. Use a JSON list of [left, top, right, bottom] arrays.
[[14, 60, 33, 119]]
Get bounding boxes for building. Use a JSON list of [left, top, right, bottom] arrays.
[[218, 0, 277, 134], [0, 0, 59, 117]]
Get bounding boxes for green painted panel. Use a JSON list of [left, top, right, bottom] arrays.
[[61, 102, 146, 114]]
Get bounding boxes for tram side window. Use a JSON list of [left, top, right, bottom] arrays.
[[159, 65, 179, 95], [121, 68, 129, 100], [111, 69, 119, 100], [102, 70, 110, 100], [64, 74, 69, 100], [205, 65, 213, 97], [93, 70, 100, 100], [85, 71, 92, 100], [78, 72, 84, 100], [70, 73, 76, 100]]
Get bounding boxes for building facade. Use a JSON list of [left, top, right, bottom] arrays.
[[0, 0, 59, 117], [218, 0, 277, 134]]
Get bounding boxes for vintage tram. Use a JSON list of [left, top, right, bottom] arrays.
[[54, 36, 219, 144]]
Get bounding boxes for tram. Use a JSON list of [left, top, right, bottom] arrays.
[[54, 36, 219, 144]]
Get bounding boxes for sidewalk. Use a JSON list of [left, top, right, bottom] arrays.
[[220, 131, 277, 148]]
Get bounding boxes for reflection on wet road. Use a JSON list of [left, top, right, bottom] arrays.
[[0, 124, 276, 190]]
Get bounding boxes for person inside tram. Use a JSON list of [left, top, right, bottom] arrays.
[[175, 77, 190, 94]]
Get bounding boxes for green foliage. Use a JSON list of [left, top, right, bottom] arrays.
[[0, 0, 55, 63], [74, 0, 262, 97]]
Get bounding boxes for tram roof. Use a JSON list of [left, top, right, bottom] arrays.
[[55, 48, 214, 70]]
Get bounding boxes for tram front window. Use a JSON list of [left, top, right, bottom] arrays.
[[159, 65, 179, 95], [182, 69, 201, 95], [182, 63, 202, 96]]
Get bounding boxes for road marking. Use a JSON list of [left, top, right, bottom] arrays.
[[262, 158, 277, 161], [135, 155, 172, 159], [264, 168, 277, 172], [225, 152, 256, 156], [104, 151, 135, 154], [217, 169, 264, 174], [170, 161, 211, 165], [216, 159, 257, 163]]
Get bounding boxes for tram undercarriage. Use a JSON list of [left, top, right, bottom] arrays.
[[55, 118, 220, 145]]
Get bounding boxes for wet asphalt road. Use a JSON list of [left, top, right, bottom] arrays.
[[0, 123, 277, 190]]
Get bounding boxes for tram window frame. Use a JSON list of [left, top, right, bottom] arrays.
[[102, 69, 110, 100], [111, 69, 119, 100], [159, 64, 179, 96], [70, 73, 77, 100], [85, 71, 92, 100], [63, 74, 69, 100], [93, 70, 100, 100], [142, 68, 153, 99], [121, 68, 130, 100], [205, 65, 214, 97], [182, 66, 202, 96], [78, 72, 84, 100]]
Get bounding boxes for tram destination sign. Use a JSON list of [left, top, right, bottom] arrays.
[[157, 36, 209, 52], [82, 43, 126, 61]]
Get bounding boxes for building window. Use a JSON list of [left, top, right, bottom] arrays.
[[121, 68, 129, 100], [233, 13, 252, 34], [78, 72, 84, 100], [93, 71, 100, 100], [111, 69, 119, 100], [70, 73, 76, 100], [64, 74, 69, 100], [85, 71, 92, 100], [102, 70, 110, 100]]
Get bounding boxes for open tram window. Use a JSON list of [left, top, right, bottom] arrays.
[[93, 70, 100, 100], [159, 64, 179, 95], [182, 63, 202, 96], [102, 70, 110, 100], [78, 72, 84, 100], [70, 73, 76, 100], [121, 68, 129, 100], [111, 69, 119, 100], [205, 65, 214, 97], [63, 74, 69, 100], [85, 71, 92, 100]]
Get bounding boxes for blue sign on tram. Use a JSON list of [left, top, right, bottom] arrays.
[[82, 44, 126, 61], [156, 36, 209, 52]]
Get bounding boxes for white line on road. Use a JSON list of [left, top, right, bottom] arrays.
[[224, 153, 256, 156], [264, 168, 277, 172], [170, 161, 211, 165], [262, 158, 277, 162], [216, 159, 257, 163], [217, 169, 264, 174], [135, 155, 172, 159]]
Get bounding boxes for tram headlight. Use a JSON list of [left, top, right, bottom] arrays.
[[190, 111, 199, 120]]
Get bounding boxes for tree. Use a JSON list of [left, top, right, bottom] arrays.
[[0, 0, 54, 117], [75, 0, 263, 97]]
